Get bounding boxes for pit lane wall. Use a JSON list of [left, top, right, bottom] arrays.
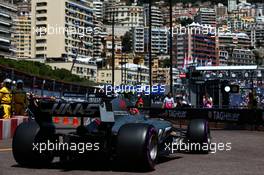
[[0, 116, 28, 140]]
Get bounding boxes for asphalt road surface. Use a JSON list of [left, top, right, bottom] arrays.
[[0, 130, 264, 175]]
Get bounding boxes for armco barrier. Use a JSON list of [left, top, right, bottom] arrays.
[[0, 116, 28, 140], [139, 108, 264, 125]]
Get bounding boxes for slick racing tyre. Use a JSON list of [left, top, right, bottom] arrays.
[[12, 121, 54, 167], [187, 119, 211, 154], [117, 123, 158, 171]]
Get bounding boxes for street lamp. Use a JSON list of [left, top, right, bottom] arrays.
[[169, 0, 173, 94], [111, 9, 129, 87], [112, 9, 115, 87], [148, 0, 152, 107]]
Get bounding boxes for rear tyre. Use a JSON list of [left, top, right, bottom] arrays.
[[117, 123, 158, 171], [187, 119, 211, 153], [12, 121, 54, 167]]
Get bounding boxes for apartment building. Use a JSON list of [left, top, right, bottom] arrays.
[[104, 2, 144, 27], [104, 35, 122, 57], [93, 29, 107, 59], [230, 48, 255, 65], [31, 0, 94, 61], [132, 27, 144, 53], [215, 3, 228, 18], [173, 23, 219, 69], [228, 0, 237, 12], [162, 4, 196, 27], [256, 5, 264, 22], [246, 22, 264, 48], [152, 58, 179, 85], [0, 0, 17, 58], [194, 8, 217, 27], [104, 52, 134, 69], [143, 4, 163, 28], [143, 27, 168, 54], [91, 16, 107, 59], [172, 33, 186, 69], [97, 63, 149, 85], [218, 32, 253, 65], [218, 32, 251, 50], [93, 0, 103, 22], [13, 1, 31, 59], [219, 50, 229, 66]]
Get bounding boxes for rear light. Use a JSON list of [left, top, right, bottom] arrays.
[[52, 116, 80, 127], [53, 117, 60, 124]]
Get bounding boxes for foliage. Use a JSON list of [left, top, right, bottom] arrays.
[[161, 58, 171, 68], [0, 59, 97, 86], [180, 18, 194, 26], [122, 31, 133, 53], [253, 48, 264, 66]]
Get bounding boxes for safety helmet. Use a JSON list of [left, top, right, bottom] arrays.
[[17, 80, 24, 84], [3, 78, 12, 84]]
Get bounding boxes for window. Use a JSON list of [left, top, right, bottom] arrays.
[[36, 2, 47, 7], [36, 54, 45, 58], [36, 24, 47, 28], [36, 47, 45, 51], [36, 17, 47, 21], [36, 39, 46, 43], [36, 10, 47, 14]]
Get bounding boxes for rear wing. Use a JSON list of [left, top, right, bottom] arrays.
[[30, 98, 115, 128]]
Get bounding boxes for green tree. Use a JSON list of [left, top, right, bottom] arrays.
[[0, 59, 97, 86], [180, 18, 193, 26], [161, 58, 171, 68], [122, 31, 133, 53], [253, 48, 264, 66]]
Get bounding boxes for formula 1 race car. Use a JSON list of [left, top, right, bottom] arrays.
[[12, 95, 211, 171]]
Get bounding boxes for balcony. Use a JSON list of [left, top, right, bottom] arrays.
[[36, 6, 47, 11], [35, 42, 47, 47], [36, 35, 46, 40], [36, 13, 48, 18]]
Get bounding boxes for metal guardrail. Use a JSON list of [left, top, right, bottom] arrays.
[[0, 64, 96, 94], [139, 107, 264, 125]]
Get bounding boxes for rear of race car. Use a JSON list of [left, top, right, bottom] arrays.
[[12, 99, 115, 167]]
